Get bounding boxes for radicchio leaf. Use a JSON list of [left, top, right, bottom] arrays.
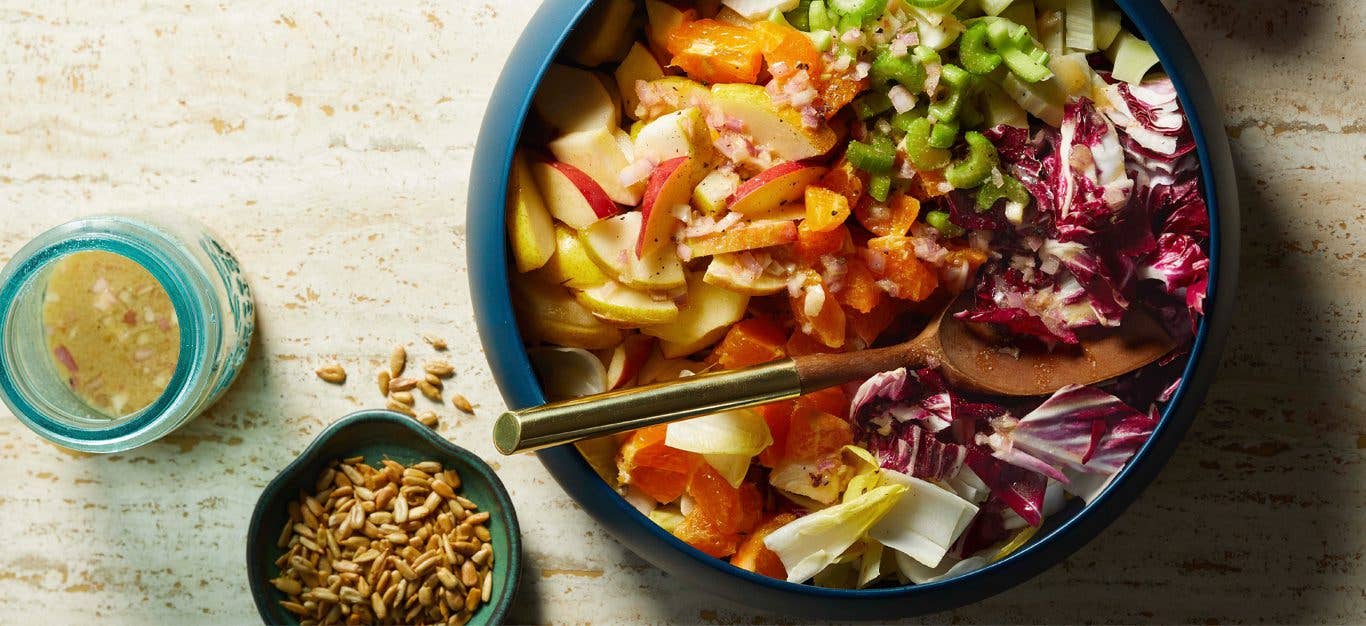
[[964, 447, 1048, 527], [1050, 99, 1134, 242], [1139, 232, 1210, 314], [866, 422, 967, 482], [984, 385, 1158, 478]]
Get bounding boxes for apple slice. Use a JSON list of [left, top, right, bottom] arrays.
[[511, 275, 622, 349], [549, 127, 644, 206], [531, 161, 619, 230], [684, 219, 799, 258], [710, 83, 838, 161], [606, 334, 655, 390], [576, 280, 680, 327], [616, 43, 666, 121], [642, 272, 750, 358], [581, 211, 686, 291], [638, 156, 694, 257], [506, 151, 555, 273], [562, 0, 636, 67], [693, 168, 740, 215], [728, 161, 828, 218], [633, 107, 716, 176], [639, 77, 713, 118], [703, 253, 790, 295], [533, 64, 619, 135], [536, 224, 611, 289], [645, 0, 688, 55]]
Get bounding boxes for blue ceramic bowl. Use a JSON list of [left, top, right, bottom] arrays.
[[468, 2, 1238, 618]]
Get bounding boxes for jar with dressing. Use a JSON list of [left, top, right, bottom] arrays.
[[0, 214, 254, 452]]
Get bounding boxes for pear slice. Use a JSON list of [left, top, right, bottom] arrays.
[[576, 280, 680, 327], [581, 212, 686, 291]]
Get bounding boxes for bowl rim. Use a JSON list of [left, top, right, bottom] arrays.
[[244, 409, 523, 625], [467, 0, 1238, 616]]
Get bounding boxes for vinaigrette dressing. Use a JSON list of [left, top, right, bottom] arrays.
[[42, 251, 180, 417]]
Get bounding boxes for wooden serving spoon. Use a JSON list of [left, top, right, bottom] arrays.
[[493, 293, 1176, 455]]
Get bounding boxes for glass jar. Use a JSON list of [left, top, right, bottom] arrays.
[[0, 214, 255, 452]]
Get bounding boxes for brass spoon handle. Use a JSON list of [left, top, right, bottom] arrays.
[[493, 360, 801, 454], [492, 342, 930, 455]]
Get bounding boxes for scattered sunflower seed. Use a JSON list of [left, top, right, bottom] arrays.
[[452, 393, 473, 414], [315, 364, 347, 384], [417, 411, 439, 428], [417, 380, 443, 402], [376, 368, 391, 396], [390, 391, 415, 406], [388, 376, 419, 392], [390, 345, 407, 377], [423, 360, 455, 378], [422, 335, 448, 351], [386, 398, 416, 417]]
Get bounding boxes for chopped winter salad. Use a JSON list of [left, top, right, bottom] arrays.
[[507, 0, 1208, 587]]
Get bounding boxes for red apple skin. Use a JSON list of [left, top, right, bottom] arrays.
[[727, 161, 828, 217], [635, 156, 691, 258], [550, 161, 620, 219], [606, 334, 654, 390]]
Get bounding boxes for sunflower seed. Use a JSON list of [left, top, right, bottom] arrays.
[[390, 345, 407, 377], [417, 380, 443, 402], [385, 398, 416, 417], [451, 393, 473, 414], [423, 334, 448, 351], [418, 411, 439, 428], [423, 360, 454, 377], [376, 369, 391, 396], [315, 364, 347, 384]]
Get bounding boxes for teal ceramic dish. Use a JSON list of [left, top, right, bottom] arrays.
[[246, 410, 521, 625]]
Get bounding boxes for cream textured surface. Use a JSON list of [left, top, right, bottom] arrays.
[[0, 1, 1361, 623]]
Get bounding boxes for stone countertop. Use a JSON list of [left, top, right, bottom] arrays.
[[0, 1, 1361, 623]]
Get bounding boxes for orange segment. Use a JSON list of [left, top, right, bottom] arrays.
[[784, 408, 854, 462], [848, 301, 898, 346], [835, 256, 883, 314], [867, 237, 941, 302], [667, 19, 766, 84], [731, 513, 797, 580], [785, 328, 841, 357], [804, 186, 851, 232], [818, 159, 865, 208], [794, 386, 849, 420], [713, 317, 788, 370], [756, 400, 795, 468], [818, 75, 868, 119], [617, 425, 701, 503], [793, 221, 848, 264], [755, 22, 823, 78], [789, 281, 846, 349], [855, 192, 921, 238]]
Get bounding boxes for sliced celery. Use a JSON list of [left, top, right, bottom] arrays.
[[928, 64, 973, 122], [1064, 0, 1097, 53], [926, 210, 966, 237], [1001, 47, 1053, 82], [1109, 31, 1159, 84], [809, 0, 835, 31], [1094, 8, 1123, 49], [803, 29, 834, 51], [786, 0, 815, 30], [960, 22, 1003, 75], [872, 47, 928, 90], [847, 139, 897, 174], [868, 173, 892, 202], [901, 117, 952, 170], [977, 173, 1029, 211], [928, 120, 960, 149], [853, 92, 894, 119], [944, 131, 998, 189]]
